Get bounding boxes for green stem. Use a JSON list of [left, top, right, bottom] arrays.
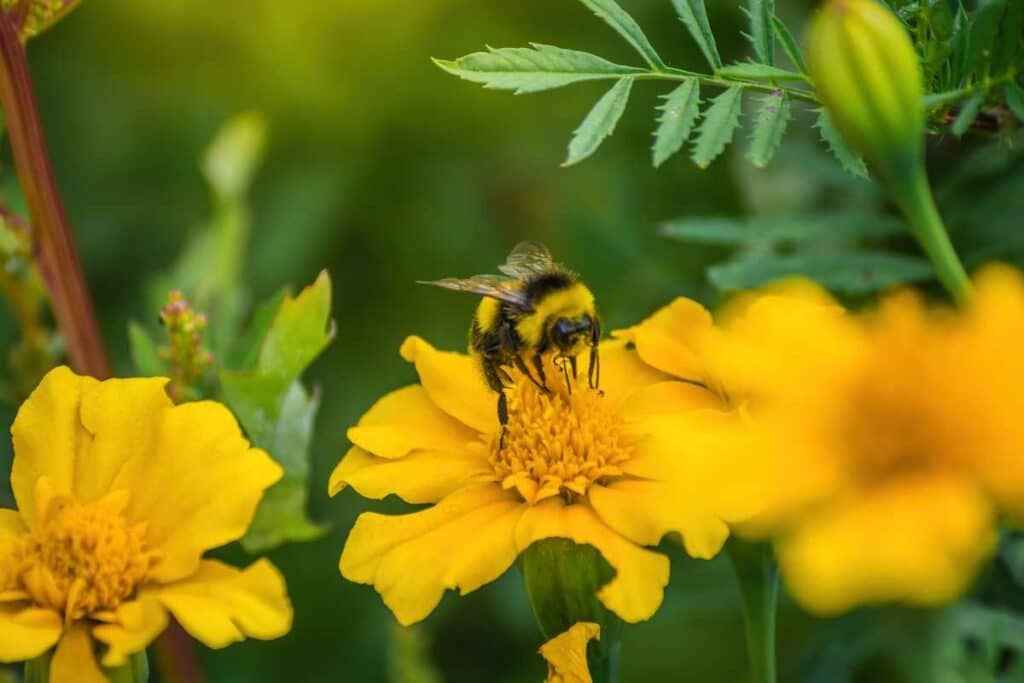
[[891, 164, 971, 303], [727, 540, 778, 683], [636, 68, 818, 101]]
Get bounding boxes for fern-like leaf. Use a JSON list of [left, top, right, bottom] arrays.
[[565, 77, 635, 166], [814, 109, 869, 179], [652, 79, 701, 167], [747, 0, 775, 65], [691, 86, 744, 169], [577, 0, 666, 69], [747, 90, 791, 168], [669, 0, 722, 69]]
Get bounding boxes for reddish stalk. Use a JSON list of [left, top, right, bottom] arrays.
[[0, 8, 203, 682]]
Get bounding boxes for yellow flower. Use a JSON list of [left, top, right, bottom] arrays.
[[0, 367, 293, 681], [330, 336, 738, 625], [540, 622, 599, 683], [623, 269, 1024, 615]]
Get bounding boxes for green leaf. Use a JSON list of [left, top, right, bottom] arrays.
[[221, 272, 336, 551], [747, 90, 791, 168], [708, 251, 934, 293], [576, 0, 666, 69], [995, 0, 1023, 71], [127, 323, 166, 377], [652, 79, 701, 167], [717, 62, 806, 82], [669, 0, 722, 69], [432, 45, 643, 95], [951, 92, 985, 137], [965, 0, 1006, 76], [772, 16, 807, 73], [229, 287, 290, 372], [564, 77, 635, 166], [22, 0, 82, 40], [1005, 82, 1024, 121], [202, 112, 268, 204], [814, 109, 869, 179], [691, 85, 744, 169], [747, 0, 775, 65], [661, 212, 905, 245]]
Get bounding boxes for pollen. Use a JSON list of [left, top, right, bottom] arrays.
[[16, 490, 158, 621], [490, 368, 633, 505]]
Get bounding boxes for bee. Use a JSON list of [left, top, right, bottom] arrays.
[[419, 241, 601, 430]]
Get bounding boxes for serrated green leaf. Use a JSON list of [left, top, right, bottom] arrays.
[[127, 323, 166, 377], [747, 90, 791, 168], [669, 0, 722, 69], [748, 0, 775, 65], [652, 80, 700, 167], [691, 86, 744, 169], [564, 77, 635, 166], [433, 45, 643, 95], [772, 16, 807, 73], [814, 109, 869, 179], [717, 63, 806, 82], [708, 251, 934, 293], [577, 0, 666, 69], [965, 0, 1006, 76], [221, 271, 335, 551], [229, 287, 290, 372], [661, 212, 905, 244], [951, 92, 985, 136], [1005, 82, 1024, 121]]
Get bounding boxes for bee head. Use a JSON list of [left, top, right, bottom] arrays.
[[550, 314, 598, 355]]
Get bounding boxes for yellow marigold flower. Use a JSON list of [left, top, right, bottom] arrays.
[[622, 269, 1024, 615], [330, 336, 738, 625], [0, 367, 293, 681], [540, 622, 600, 683]]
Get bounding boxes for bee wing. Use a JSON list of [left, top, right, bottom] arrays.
[[497, 241, 556, 279], [418, 274, 533, 310]]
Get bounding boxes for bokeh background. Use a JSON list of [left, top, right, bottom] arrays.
[[0, 1, 1019, 681]]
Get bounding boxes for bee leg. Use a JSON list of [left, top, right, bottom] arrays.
[[513, 354, 547, 392], [497, 390, 509, 449], [588, 344, 601, 392], [558, 356, 573, 395], [531, 353, 548, 392], [569, 355, 578, 380], [483, 359, 511, 450]]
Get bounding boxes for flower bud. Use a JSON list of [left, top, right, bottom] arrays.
[[807, 0, 924, 181]]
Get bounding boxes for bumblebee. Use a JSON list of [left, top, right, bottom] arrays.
[[419, 241, 601, 429]]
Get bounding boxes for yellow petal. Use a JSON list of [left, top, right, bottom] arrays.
[[0, 510, 26, 590], [594, 340, 670, 406], [329, 445, 492, 504], [540, 622, 600, 683], [619, 381, 722, 427], [110, 401, 283, 583], [10, 367, 99, 528], [0, 604, 62, 662], [145, 559, 292, 649], [777, 474, 996, 615], [400, 336, 497, 435], [50, 623, 106, 683], [514, 501, 669, 623], [91, 598, 168, 667], [613, 298, 713, 381], [588, 480, 729, 559], [340, 484, 524, 626], [347, 385, 477, 459]]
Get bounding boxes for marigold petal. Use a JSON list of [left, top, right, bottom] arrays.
[[514, 501, 669, 623], [777, 475, 997, 615], [594, 340, 670, 406], [400, 336, 497, 435], [347, 385, 477, 459], [51, 623, 105, 683], [619, 381, 722, 427], [329, 446, 492, 503], [145, 559, 292, 649], [613, 298, 713, 381], [110, 401, 283, 583], [540, 622, 600, 683], [0, 603, 62, 662], [588, 481, 728, 559], [340, 484, 524, 626], [0, 510, 26, 588], [91, 597, 168, 667], [10, 367, 99, 529]]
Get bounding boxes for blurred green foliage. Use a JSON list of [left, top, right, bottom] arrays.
[[0, 0, 1021, 681]]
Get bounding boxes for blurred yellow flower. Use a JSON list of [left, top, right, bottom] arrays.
[[331, 336, 740, 626], [0, 368, 292, 681], [540, 622, 599, 683], [623, 268, 1024, 615]]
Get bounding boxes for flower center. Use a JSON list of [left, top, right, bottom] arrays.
[[489, 367, 632, 505], [17, 492, 157, 620]]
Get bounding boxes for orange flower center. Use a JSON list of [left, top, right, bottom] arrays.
[[489, 366, 632, 505], [17, 492, 158, 621]]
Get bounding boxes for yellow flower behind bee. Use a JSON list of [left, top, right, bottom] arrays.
[[0, 367, 293, 681], [621, 267, 1024, 614], [330, 336, 745, 626], [540, 622, 600, 683]]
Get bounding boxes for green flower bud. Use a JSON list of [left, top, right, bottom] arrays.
[[808, 0, 924, 181]]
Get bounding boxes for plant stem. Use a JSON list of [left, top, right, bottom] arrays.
[[0, 15, 110, 377], [892, 164, 972, 303], [727, 540, 778, 683], [639, 68, 818, 101]]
